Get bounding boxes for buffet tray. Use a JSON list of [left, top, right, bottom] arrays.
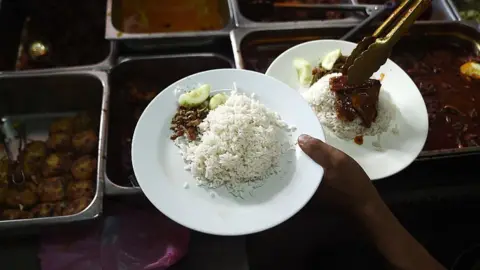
[[231, 21, 480, 159], [105, 0, 235, 50], [0, 0, 115, 73], [0, 70, 108, 229], [232, 0, 455, 28], [105, 53, 235, 196]]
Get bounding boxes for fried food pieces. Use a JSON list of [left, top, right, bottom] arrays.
[[0, 112, 99, 220]]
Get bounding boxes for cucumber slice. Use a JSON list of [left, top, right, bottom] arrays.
[[178, 84, 211, 107], [293, 58, 313, 86], [321, 49, 342, 71], [209, 93, 228, 110]]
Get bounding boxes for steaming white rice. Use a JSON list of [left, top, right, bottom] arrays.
[[302, 73, 393, 140], [175, 91, 293, 194]]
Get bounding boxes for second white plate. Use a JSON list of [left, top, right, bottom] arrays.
[[266, 40, 429, 180]]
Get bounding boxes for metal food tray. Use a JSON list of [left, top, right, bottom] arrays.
[[232, 0, 363, 27], [0, 70, 109, 229], [0, 0, 115, 73], [105, 0, 235, 50], [230, 21, 480, 159], [105, 53, 235, 196]]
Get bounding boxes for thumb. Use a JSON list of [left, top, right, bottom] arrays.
[[298, 134, 335, 169]]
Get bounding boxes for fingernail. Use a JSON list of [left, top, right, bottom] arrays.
[[298, 134, 313, 146]]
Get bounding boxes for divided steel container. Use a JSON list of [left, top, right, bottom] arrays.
[[0, 70, 109, 229]]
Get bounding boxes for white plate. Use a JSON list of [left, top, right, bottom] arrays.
[[132, 69, 325, 236], [266, 40, 428, 180]]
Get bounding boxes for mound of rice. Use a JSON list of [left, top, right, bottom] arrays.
[[302, 73, 392, 140], [176, 91, 293, 193]]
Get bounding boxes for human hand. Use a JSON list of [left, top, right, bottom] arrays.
[[299, 134, 447, 270], [298, 134, 380, 215]]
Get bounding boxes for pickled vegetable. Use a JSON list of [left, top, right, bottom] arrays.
[[178, 84, 211, 107], [293, 58, 313, 86], [321, 49, 342, 71], [209, 93, 228, 110]]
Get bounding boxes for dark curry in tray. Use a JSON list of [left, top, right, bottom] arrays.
[[391, 39, 480, 151]]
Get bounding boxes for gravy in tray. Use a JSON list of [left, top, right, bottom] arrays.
[[391, 39, 480, 151], [119, 0, 225, 33]]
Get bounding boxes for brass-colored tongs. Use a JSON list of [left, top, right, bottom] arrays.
[[343, 0, 432, 85]]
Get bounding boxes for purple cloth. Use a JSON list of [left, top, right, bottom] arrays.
[[39, 202, 190, 270]]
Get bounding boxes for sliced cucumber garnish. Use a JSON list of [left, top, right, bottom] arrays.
[[293, 58, 313, 86], [178, 84, 211, 107], [209, 93, 228, 110], [321, 49, 342, 71]]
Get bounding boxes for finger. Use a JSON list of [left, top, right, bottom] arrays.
[[298, 134, 335, 169]]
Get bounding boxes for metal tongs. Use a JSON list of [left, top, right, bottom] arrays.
[[343, 0, 432, 85]]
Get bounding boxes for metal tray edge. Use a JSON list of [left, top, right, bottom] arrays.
[[418, 147, 480, 160], [230, 23, 352, 69], [445, 0, 463, 21], [434, 0, 458, 21], [0, 70, 109, 229]]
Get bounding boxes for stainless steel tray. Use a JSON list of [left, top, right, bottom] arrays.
[[105, 0, 235, 50], [231, 22, 480, 159], [232, 0, 364, 27], [105, 53, 235, 196], [0, 0, 115, 73], [0, 70, 109, 229]]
